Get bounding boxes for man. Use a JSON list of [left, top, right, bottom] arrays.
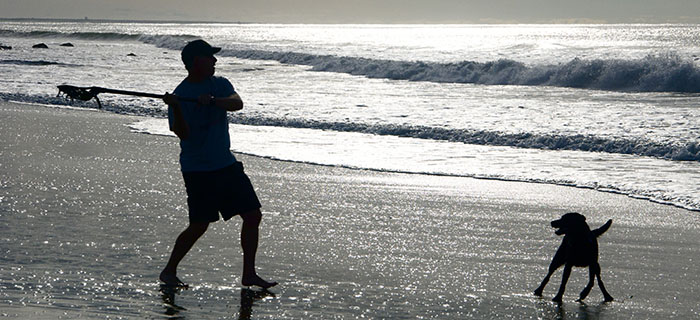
[[160, 39, 276, 289]]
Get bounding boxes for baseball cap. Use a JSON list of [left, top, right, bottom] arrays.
[[181, 39, 221, 68]]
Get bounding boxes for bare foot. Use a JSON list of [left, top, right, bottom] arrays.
[[160, 270, 189, 289], [242, 274, 278, 289]]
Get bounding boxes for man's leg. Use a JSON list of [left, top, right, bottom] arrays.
[[240, 209, 277, 288], [160, 222, 209, 286]]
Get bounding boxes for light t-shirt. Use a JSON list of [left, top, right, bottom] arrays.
[[168, 76, 237, 172]]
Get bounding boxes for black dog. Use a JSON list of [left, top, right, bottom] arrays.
[[534, 212, 614, 303]]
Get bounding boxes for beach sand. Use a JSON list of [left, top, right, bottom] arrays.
[[1, 101, 698, 319]]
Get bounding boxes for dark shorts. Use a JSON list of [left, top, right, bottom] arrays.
[[182, 162, 262, 223]]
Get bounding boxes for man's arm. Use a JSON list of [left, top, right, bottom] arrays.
[[164, 93, 190, 140], [199, 93, 244, 112]]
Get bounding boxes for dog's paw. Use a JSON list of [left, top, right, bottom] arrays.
[[533, 289, 543, 296], [604, 296, 614, 302], [552, 296, 563, 303]]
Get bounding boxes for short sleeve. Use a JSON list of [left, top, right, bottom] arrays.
[[214, 77, 236, 97]]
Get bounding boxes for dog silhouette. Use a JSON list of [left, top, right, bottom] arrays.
[[534, 212, 614, 303]]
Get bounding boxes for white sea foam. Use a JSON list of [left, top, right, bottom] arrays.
[[4, 91, 698, 161], [228, 115, 700, 161], [129, 118, 700, 212]]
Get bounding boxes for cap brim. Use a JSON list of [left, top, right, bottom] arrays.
[[211, 47, 221, 55]]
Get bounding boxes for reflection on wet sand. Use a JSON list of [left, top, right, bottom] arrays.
[[535, 297, 611, 320], [239, 288, 276, 319], [160, 285, 187, 319], [158, 285, 276, 319]]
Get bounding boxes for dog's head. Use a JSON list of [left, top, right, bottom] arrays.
[[551, 212, 587, 236]]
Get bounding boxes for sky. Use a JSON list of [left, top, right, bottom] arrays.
[[2, 0, 700, 24]]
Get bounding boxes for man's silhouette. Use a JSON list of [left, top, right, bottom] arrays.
[[160, 39, 276, 289]]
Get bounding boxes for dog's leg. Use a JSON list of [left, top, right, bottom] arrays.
[[552, 264, 572, 303], [534, 273, 551, 296], [535, 248, 565, 296], [534, 266, 557, 296], [593, 263, 614, 302], [577, 265, 595, 301]]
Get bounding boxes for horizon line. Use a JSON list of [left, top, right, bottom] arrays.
[[2, 17, 700, 25]]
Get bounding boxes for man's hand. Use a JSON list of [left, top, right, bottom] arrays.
[[197, 93, 243, 111], [163, 92, 180, 106]]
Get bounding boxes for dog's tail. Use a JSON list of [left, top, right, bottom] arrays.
[[592, 219, 613, 237]]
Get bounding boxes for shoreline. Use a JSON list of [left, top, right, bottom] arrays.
[[231, 149, 700, 213], [1, 100, 699, 319]]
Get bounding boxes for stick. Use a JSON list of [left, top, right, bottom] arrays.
[[57, 85, 196, 108]]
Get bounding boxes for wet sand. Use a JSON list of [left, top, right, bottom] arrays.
[[0, 101, 698, 319]]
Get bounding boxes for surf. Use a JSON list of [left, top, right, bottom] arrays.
[[218, 49, 700, 93], [4, 28, 700, 93]]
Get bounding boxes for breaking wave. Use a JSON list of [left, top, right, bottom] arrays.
[[149, 33, 700, 93], [3, 29, 700, 93], [221, 49, 700, 93]]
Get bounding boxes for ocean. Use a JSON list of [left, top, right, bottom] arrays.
[[1, 21, 699, 211], [2, 20, 700, 319]]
